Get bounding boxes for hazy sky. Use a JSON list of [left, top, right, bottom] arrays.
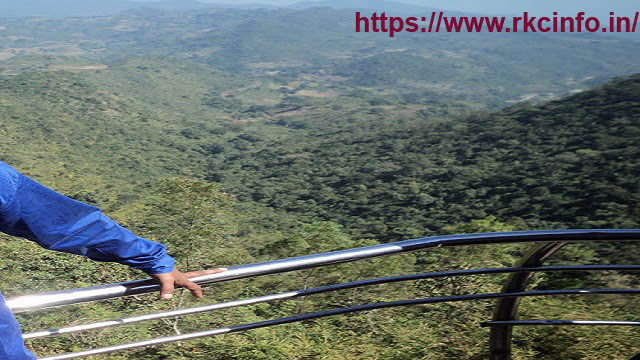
[[197, 0, 637, 16]]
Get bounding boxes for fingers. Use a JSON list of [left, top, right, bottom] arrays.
[[153, 273, 175, 300], [177, 277, 204, 298], [153, 267, 228, 300], [182, 268, 227, 279], [172, 270, 203, 298]]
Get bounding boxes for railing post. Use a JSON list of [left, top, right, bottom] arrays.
[[488, 242, 566, 360]]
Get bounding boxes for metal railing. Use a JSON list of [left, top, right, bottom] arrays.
[[9, 229, 640, 359]]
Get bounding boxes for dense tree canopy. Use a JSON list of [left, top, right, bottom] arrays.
[[0, 6, 637, 358]]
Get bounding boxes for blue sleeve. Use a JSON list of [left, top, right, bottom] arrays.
[[0, 162, 174, 275]]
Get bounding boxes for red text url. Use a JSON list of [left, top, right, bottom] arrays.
[[355, 12, 640, 37]]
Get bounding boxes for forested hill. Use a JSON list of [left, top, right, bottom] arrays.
[[1, 70, 638, 359], [0, 3, 637, 358], [1, 59, 638, 240], [0, 60, 638, 360], [211, 74, 640, 239]]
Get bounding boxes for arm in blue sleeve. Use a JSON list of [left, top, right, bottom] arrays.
[[0, 162, 174, 275]]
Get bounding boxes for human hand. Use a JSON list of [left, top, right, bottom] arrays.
[[151, 267, 227, 300]]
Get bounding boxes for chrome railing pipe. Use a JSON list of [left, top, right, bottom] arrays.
[[8, 229, 640, 312], [23, 265, 640, 340], [38, 288, 640, 360], [483, 320, 640, 327]]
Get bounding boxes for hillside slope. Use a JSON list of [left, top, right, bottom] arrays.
[[0, 61, 638, 360], [208, 74, 640, 239], [1, 61, 638, 239]]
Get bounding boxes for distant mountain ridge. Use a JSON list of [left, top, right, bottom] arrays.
[[0, 0, 211, 17], [0, 0, 444, 18], [289, 0, 434, 14], [0, 5, 637, 104]]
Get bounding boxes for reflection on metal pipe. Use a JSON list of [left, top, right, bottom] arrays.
[[23, 265, 640, 340], [38, 289, 640, 360], [22, 292, 298, 340], [482, 320, 640, 327], [8, 229, 640, 313]]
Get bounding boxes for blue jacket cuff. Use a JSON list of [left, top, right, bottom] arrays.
[[140, 254, 175, 275]]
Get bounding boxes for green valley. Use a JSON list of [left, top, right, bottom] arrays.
[[0, 4, 637, 359]]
